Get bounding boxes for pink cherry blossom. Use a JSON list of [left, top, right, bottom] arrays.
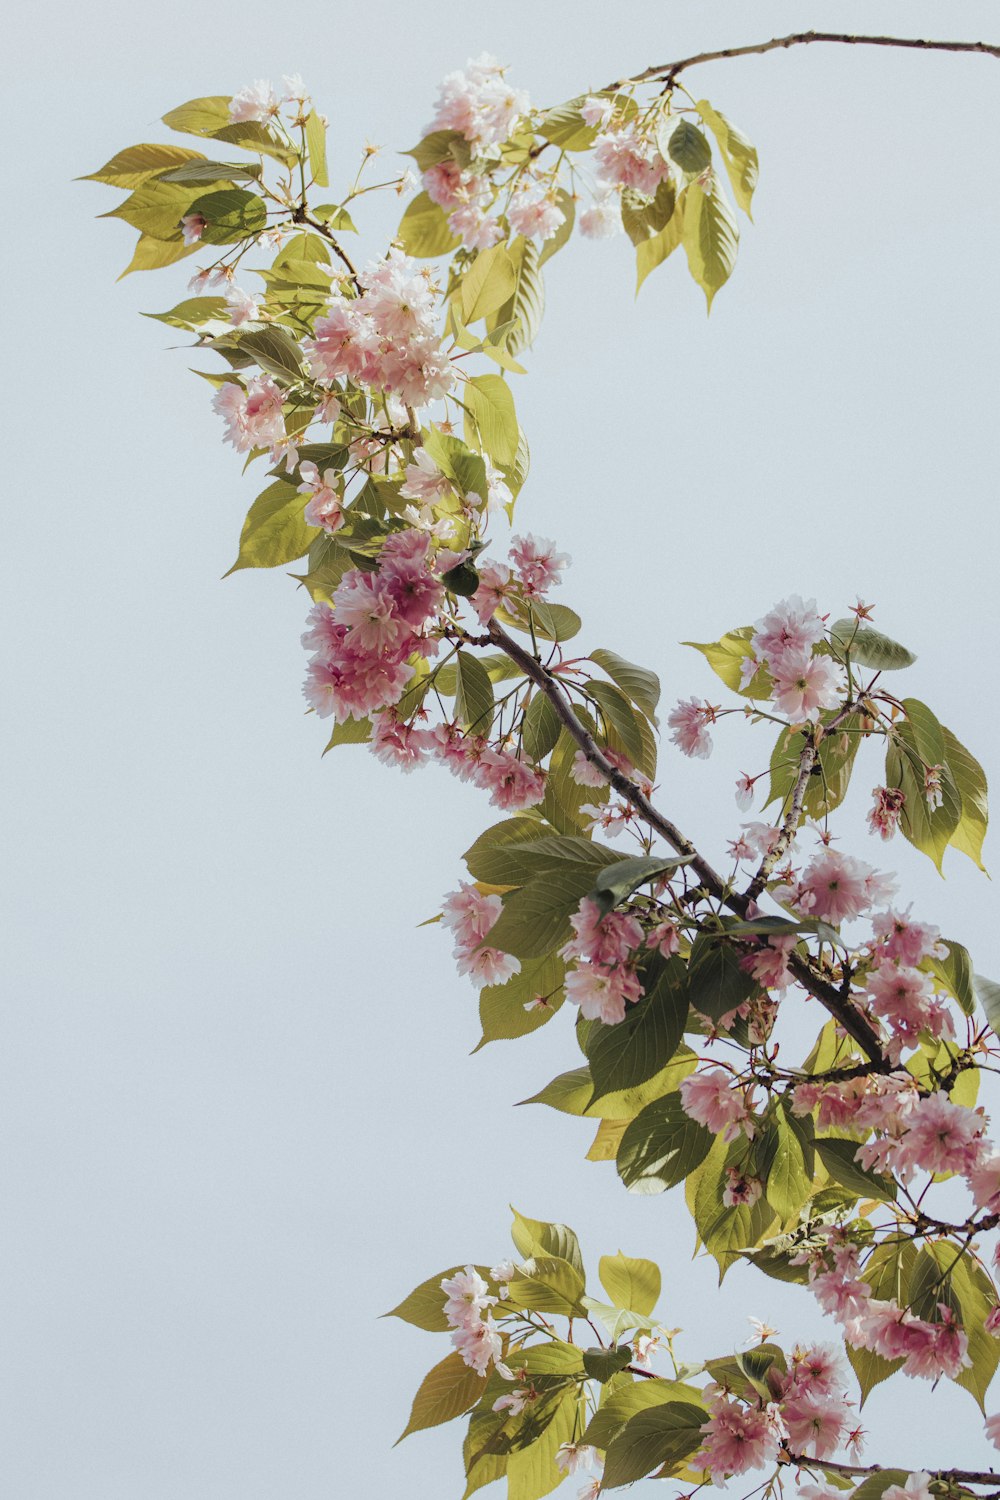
[[695, 1393, 782, 1480], [564, 963, 643, 1024], [508, 185, 566, 243], [867, 785, 906, 840], [679, 1069, 749, 1140], [298, 462, 344, 533], [579, 194, 623, 238], [666, 697, 714, 758], [370, 711, 435, 772], [751, 596, 826, 669], [508, 534, 570, 596], [796, 848, 884, 925], [426, 54, 529, 149], [781, 1393, 850, 1459], [871, 909, 946, 967], [769, 649, 842, 723], [224, 285, 259, 325], [473, 749, 546, 810], [894, 1091, 986, 1180], [451, 1312, 503, 1375], [229, 79, 279, 122], [593, 127, 671, 196], [741, 933, 797, 992], [561, 898, 642, 965], [555, 1443, 599, 1475], [723, 1168, 762, 1207], [441, 1266, 496, 1328], [646, 920, 679, 957], [181, 213, 206, 246], [986, 1413, 1000, 1449]]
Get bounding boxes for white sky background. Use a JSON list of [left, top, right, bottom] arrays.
[[5, 0, 1000, 1494]]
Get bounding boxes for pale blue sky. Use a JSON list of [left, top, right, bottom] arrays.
[[5, 0, 1000, 1494]]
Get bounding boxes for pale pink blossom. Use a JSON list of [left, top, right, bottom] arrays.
[[229, 79, 279, 123], [741, 934, 796, 992], [400, 449, 453, 504], [212, 375, 286, 455], [451, 1312, 503, 1375], [449, 203, 504, 251], [579, 194, 623, 239], [456, 943, 521, 988], [281, 74, 309, 104], [883, 1476, 934, 1500], [298, 462, 344, 533], [593, 126, 671, 197], [224, 285, 259, 325], [796, 848, 883, 925], [894, 1092, 985, 1180], [970, 1151, 1000, 1213], [735, 773, 755, 810], [867, 785, 906, 840], [580, 96, 614, 129], [866, 960, 952, 1044], [473, 750, 545, 810], [871, 909, 946, 967], [332, 572, 404, 655], [370, 711, 435, 772], [632, 1332, 663, 1367], [781, 1394, 850, 1459], [783, 1343, 845, 1400], [751, 596, 826, 670], [564, 963, 643, 1024], [667, 697, 714, 758], [509, 534, 570, 596], [723, 1168, 762, 1207], [695, 1393, 782, 1480], [679, 1069, 748, 1140], [561, 898, 642, 965], [508, 185, 566, 243], [555, 1443, 599, 1475], [493, 1388, 531, 1415], [986, 1413, 1000, 1449], [924, 764, 945, 811], [426, 54, 529, 149], [441, 883, 502, 947], [470, 560, 513, 624], [181, 213, 206, 246], [646, 920, 679, 957], [441, 1266, 496, 1328], [770, 649, 843, 723], [985, 1304, 1000, 1337]]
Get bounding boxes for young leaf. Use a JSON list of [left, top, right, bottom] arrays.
[[695, 100, 759, 215], [385, 1264, 493, 1331], [828, 618, 916, 671], [586, 956, 689, 1102], [304, 110, 328, 187], [588, 855, 694, 920], [602, 1401, 706, 1488], [680, 175, 739, 311], [396, 191, 460, 258], [598, 1252, 661, 1316], [617, 1092, 714, 1194], [461, 242, 518, 324], [589, 649, 660, 719], [463, 374, 519, 465], [225, 481, 317, 574], [81, 142, 207, 188], [396, 1350, 485, 1442]]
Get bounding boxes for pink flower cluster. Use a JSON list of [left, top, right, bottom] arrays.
[[593, 124, 672, 197], [679, 1068, 750, 1140], [304, 250, 454, 410], [426, 54, 529, 151], [441, 883, 520, 989], [559, 898, 645, 1024], [440, 1266, 503, 1375], [742, 596, 843, 722], [666, 697, 716, 758], [471, 533, 569, 624], [798, 1230, 973, 1381], [302, 529, 441, 723], [212, 375, 288, 459], [776, 847, 896, 925]]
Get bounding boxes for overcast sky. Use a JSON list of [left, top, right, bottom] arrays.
[[5, 0, 1000, 1495]]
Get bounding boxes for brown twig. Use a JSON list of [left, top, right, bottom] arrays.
[[603, 31, 1000, 92]]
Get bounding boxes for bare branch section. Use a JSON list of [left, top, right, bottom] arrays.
[[606, 30, 1000, 91], [781, 1452, 1000, 1488], [485, 619, 888, 1065]]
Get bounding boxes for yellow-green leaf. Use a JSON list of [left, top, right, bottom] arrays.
[[696, 100, 759, 216], [598, 1252, 661, 1316], [225, 481, 317, 574], [680, 176, 739, 311], [396, 1350, 485, 1442]]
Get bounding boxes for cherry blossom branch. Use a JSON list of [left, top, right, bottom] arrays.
[[485, 619, 889, 1065], [290, 206, 360, 284], [607, 31, 1000, 92], [781, 1451, 1000, 1488], [744, 703, 860, 902]]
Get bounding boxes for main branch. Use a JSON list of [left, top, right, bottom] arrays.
[[486, 620, 888, 1065], [606, 30, 1000, 91]]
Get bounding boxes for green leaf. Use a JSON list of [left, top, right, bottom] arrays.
[[583, 1345, 633, 1383], [538, 98, 599, 151], [304, 110, 328, 187], [724, 914, 839, 944], [396, 190, 460, 258], [828, 618, 916, 671], [396, 1350, 485, 1442], [684, 627, 767, 697], [660, 118, 712, 174], [507, 1256, 586, 1317], [404, 130, 472, 173], [695, 100, 759, 215], [476, 952, 565, 1047], [463, 818, 553, 883], [510, 1209, 584, 1275], [846, 1240, 916, 1402], [81, 142, 206, 188], [162, 96, 232, 137], [155, 159, 261, 185], [522, 693, 561, 762], [583, 1379, 705, 1449], [767, 718, 861, 821], [485, 865, 608, 961], [885, 699, 962, 873], [102, 180, 207, 239], [849, 1475, 910, 1500], [588, 856, 694, 921], [210, 121, 298, 163], [324, 716, 372, 751], [454, 651, 495, 733], [598, 1253, 661, 1317], [927, 939, 976, 1017], [586, 957, 689, 1102], [188, 187, 266, 244], [464, 374, 519, 466], [505, 1388, 577, 1500], [225, 480, 317, 573], [603, 1401, 706, 1487], [621, 178, 676, 246], [687, 931, 757, 1023], [635, 210, 685, 293], [762, 1105, 813, 1221], [118, 232, 199, 278], [311, 203, 358, 233], [815, 1138, 896, 1203], [468, 833, 619, 889], [943, 725, 989, 872], [976, 972, 1000, 1036], [617, 1092, 714, 1195], [909, 1241, 1000, 1408], [461, 242, 518, 324], [231, 325, 306, 381], [519, 1047, 696, 1123], [385, 1264, 493, 1332], [589, 649, 660, 719], [585, 680, 644, 767], [680, 176, 739, 311], [142, 296, 229, 331], [489, 235, 544, 353], [497, 599, 581, 644], [538, 189, 575, 267]]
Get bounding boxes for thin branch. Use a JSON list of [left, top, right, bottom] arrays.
[[605, 31, 1000, 92], [291, 206, 360, 285], [485, 619, 888, 1065], [782, 1450, 1000, 1487]]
